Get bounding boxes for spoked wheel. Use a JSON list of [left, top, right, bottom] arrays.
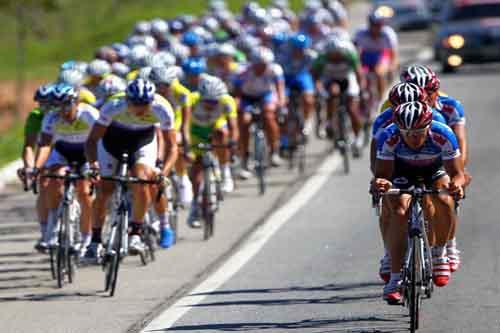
[[202, 179, 215, 241], [56, 217, 68, 289], [106, 218, 123, 297], [141, 225, 156, 265], [49, 247, 57, 280], [410, 237, 422, 332]]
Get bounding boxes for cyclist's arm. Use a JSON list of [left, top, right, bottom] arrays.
[[22, 133, 38, 169], [156, 126, 165, 162], [85, 123, 108, 167], [374, 158, 394, 180], [224, 96, 239, 143], [370, 139, 377, 175], [33, 133, 52, 170], [443, 157, 465, 189], [451, 124, 468, 166], [181, 104, 191, 146], [350, 50, 365, 90], [161, 129, 178, 176], [276, 78, 286, 108]]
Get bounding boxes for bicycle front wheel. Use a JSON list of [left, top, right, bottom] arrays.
[[254, 129, 266, 195], [410, 236, 422, 332], [109, 212, 124, 297]]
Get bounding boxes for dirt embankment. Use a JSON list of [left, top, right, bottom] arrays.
[[0, 81, 44, 133]]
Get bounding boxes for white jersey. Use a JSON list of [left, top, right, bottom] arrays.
[[354, 26, 398, 52], [234, 64, 284, 97], [98, 94, 175, 131], [42, 103, 99, 144]]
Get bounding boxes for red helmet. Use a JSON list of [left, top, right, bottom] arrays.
[[388, 82, 428, 107], [400, 65, 440, 92], [393, 101, 433, 130]]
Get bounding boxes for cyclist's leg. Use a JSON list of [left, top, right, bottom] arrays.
[[213, 124, 234, 193], [238, 99, 252, 174], [174, 108, 193, 205], [296, 71, 315, 135], [346, 72, 362, 136], [261, 93, 281, 164], [325, 80, 341, 136], [76, 178, 94, 249]]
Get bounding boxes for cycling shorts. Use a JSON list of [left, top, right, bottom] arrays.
[[46, 142, 87, 168], [285, 72, 314, 95], [360, 49, 391, 71], [240, 92, 276, 112], [324, 72, 360, 97], [391, 159, 447, 189]]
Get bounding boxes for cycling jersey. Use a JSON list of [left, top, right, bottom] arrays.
[[79, 87, 97, 105], [98, 94, 174, 131], [42, 103, 99, 144], [372, 107, 447, 140], [233, 63, 284, 98], [278, 49, 317, 76], [312, 47, 360, 81], [190, 92, 236, 127], [377, 121, 460, 168], [210, 62, 243, 92], [354, 26, 398, 68], [435, 95, 466, 127], [24, 108, 44, 136]]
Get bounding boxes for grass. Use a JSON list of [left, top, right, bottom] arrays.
[[0, 121, 24, 167]]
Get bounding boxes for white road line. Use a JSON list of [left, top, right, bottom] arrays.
[[141, 153, 342, 332]]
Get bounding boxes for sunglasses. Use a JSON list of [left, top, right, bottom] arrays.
[[399, 126, 429, 136], [202, 99, 219, 106], [53, 101, 76, 113]]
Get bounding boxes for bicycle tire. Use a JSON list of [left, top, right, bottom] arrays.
[[410, 236, 422, 332], [338, 108, 350, 175], [56, 219, 66, 288], [254, 129, 266, 195], [109, 212, 124, 297], [64, 207, 75, 284], [49, 247, 56, 280], [170, 210, 178, 244], [202, 171, 214, 241], [145, 226, 156, 262]]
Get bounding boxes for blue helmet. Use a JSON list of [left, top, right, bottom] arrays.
[[60, 60, 76, 71], [182, 31, 202, 47], [126, 78, 156, 104], [52, 83, 78, 104], [182, 58, 206, 76], [34, 84, 55, 103], [271, 32, 288, 48], [290, 33, 311, 50]]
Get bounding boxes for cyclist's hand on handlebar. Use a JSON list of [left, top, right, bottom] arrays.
[[371, 178, 392, 194], [83, 162, 100, 183], [447, 181, 464, 200]]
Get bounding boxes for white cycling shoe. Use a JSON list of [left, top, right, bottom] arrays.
[[178, 175, 194, 206]]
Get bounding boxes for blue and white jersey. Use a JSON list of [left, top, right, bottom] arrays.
[[278, 48, 317, 76], [42, 103, 99, 144], [372, 107, 447, 140], [354, 26, 398, 52], [376, 121, 460, 167], [233, 63, 284, 97], [435, 95, 466, 127]]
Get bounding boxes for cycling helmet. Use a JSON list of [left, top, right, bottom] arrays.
[[182, 58, 207, 75], [272, 32, 288, 48], [111, 62, 131, 78], [154, 51, 176, 67], [216, 43, 237, 57], [149, 66, 178, 85], [182, 31, 202, 47], [60, 60, 76, 71], [169, 19, 185, 33], [34, 84, 55, 103], [95, 46, 118, 63], [126, 78, 156, 104], [393, 102, 433, 130], [96, 75, 126, 98], [127, 45, 150, 69], [250, 46, 275, 64], [137, 66, 152, 80], [368, 11, 386, 25], [243, 2, 261, 19], [401, 65, 441, 92], [199, 74, 228, 100], [52, 83, 78, 104], [325, 36, 350, 54], [58, 69, 84, 87], [290, 33, 311, 50], [134, 20, 152, 35], [87, 59, 111, 77], [111, 43, 130, 60], [209, 0, 226, 11], [151, 18, 169, 36], [201, 16, 220, 33], [388, 83, 428, 107], [74, 61, 89, 74], [272, 0, 289, 9], [236, 34, 261, 53], [178, 15, 196, 29], [251, 8, 271, 25]]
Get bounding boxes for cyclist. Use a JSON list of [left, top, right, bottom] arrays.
[[372, 102, 465, 303], [31, 84, 100, 255], [148, 66, 194, 207], [84, 78, 178, 260], [18, 84, 56, 252], [233, 46, 286, 174], [400, 64, 469, 272], [312, 36, 364, 156], [209, 43, 243, 93], [354, 11, 399, 100], [94, 74, 127, 108], [57, 69, 97, 106], [280, 33, 317, 136], [370, 82, 446, 283], [186, 75, 239, 227]]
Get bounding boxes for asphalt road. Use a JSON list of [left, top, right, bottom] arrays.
[[2, 3, 498, 333]]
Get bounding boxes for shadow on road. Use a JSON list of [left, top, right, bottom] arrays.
[[165, 315, 408, 332], [0, 291, 100, 302]]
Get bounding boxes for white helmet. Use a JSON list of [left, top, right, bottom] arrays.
[[148, 66, 179, 85], [251, 46, 275, 64], [150, 18, 168, 36], [87, 59, 111, 77], [111, 62, 131, 78], [58, 69, 85, 87], [138, 66, 153, 80], [128, 45, 150, 69], [134, 20, 152, 35], [96, 74, 126, 99], [149, 51, 176, 68], [216, 43, 237, 57], [198, 74, 228, 100]]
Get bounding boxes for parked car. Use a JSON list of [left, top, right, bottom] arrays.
[[372, 0, 432, 31], [433, 0, 500, 72]]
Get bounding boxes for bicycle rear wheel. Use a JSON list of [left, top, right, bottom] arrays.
[[56, 215, 67, 289], [202, 172, 215, 241], [254, 129, 266, 195], [337, 108, 350, 175], [109, 220, 122, 297], [410, 236, 422, 332]]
